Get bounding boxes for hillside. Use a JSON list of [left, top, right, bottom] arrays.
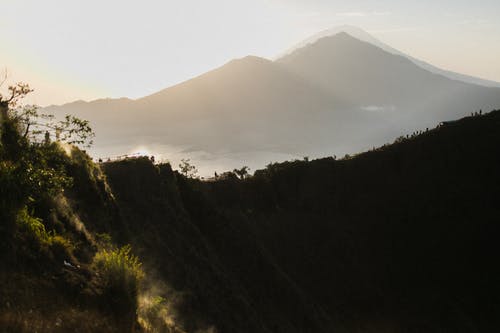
[[198, 109, 500, 331], [2, 107, 500, 332]]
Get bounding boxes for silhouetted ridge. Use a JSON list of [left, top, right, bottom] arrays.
[[2, 109, 499, 332], [195, 110, 500, 332]]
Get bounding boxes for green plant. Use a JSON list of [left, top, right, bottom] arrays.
[[49, 234, 74, 260], [16, 206, 50, 245], [1, 83, 94, 148], [95, 233, 113, 249], [93, 245, 144, 316], [15, 207, 74, 258]]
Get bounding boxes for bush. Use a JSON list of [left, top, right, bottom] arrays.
[[15, 207, 74, 259], [16, 206, 50, 245], [93, 245, 144, 317], [49, 234, 74, 260]]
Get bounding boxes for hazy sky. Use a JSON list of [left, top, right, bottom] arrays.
[[1, 0, 499, 106]]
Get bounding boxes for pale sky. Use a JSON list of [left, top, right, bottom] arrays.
[[1, 0, 499, 106]]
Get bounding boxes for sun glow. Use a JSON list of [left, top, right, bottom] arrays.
[[131, 147, 152, 157]]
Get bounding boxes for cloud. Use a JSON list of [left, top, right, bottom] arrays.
[[361, 105, 396, 112], [458, 18, 489, 26], [335, 11, 391, 17]]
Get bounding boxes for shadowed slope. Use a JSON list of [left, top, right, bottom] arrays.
[[200, 110, 500, 332], [3, 107, 499, 332]]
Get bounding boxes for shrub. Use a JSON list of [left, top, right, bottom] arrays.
[[93, 245, 144, 316], [95, 233, 113, 248], [49, 234, 74, 260], [16, 206, 50, 245], [16, 207, 74, 259]]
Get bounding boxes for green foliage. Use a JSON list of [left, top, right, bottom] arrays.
[[21, 143, 73, 197], [0, 83, 90, 246], [16, 106, 95, 147], [1, 83, 149, 331], [15, 206, 73, 258], [16, 206, 50, 245], [1, 105, 73, 210], [3, 94, 95, 148], [93, 245, 144, 315], [0, 139, 72, 224], [49, 234, 74, 259], [0, 160, 24, 218], [95, 233, 113, 248], [56, 114, 94, 147]]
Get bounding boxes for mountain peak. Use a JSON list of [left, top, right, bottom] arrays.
[[276, 25, 380, 59], [228, 55, 271, 65], [278, 25, 500, 88], [333, 31, 352, 38]]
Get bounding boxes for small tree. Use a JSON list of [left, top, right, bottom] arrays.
[[0, 81, 33, 121], [233, 166, 250, 180], [0, 81, 93, 236], [178, 158, 198, 178], [1, 82, 94, 148]]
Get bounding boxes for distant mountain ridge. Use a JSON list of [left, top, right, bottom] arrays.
[[44, 27, 500, 174]]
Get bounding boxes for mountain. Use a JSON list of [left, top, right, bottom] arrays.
[[280, 25, 500, 88], [44, 30, 500, 173], [3, 108, 500, 332], [277, 32, 500, 123], [132, 56, 343, 152]]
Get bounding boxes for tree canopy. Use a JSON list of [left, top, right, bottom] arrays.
[[1, 82, 94, 148]]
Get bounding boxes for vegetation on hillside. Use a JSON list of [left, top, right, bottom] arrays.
[[1, 81, 499, 332], [0, 84, 173, 332]]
